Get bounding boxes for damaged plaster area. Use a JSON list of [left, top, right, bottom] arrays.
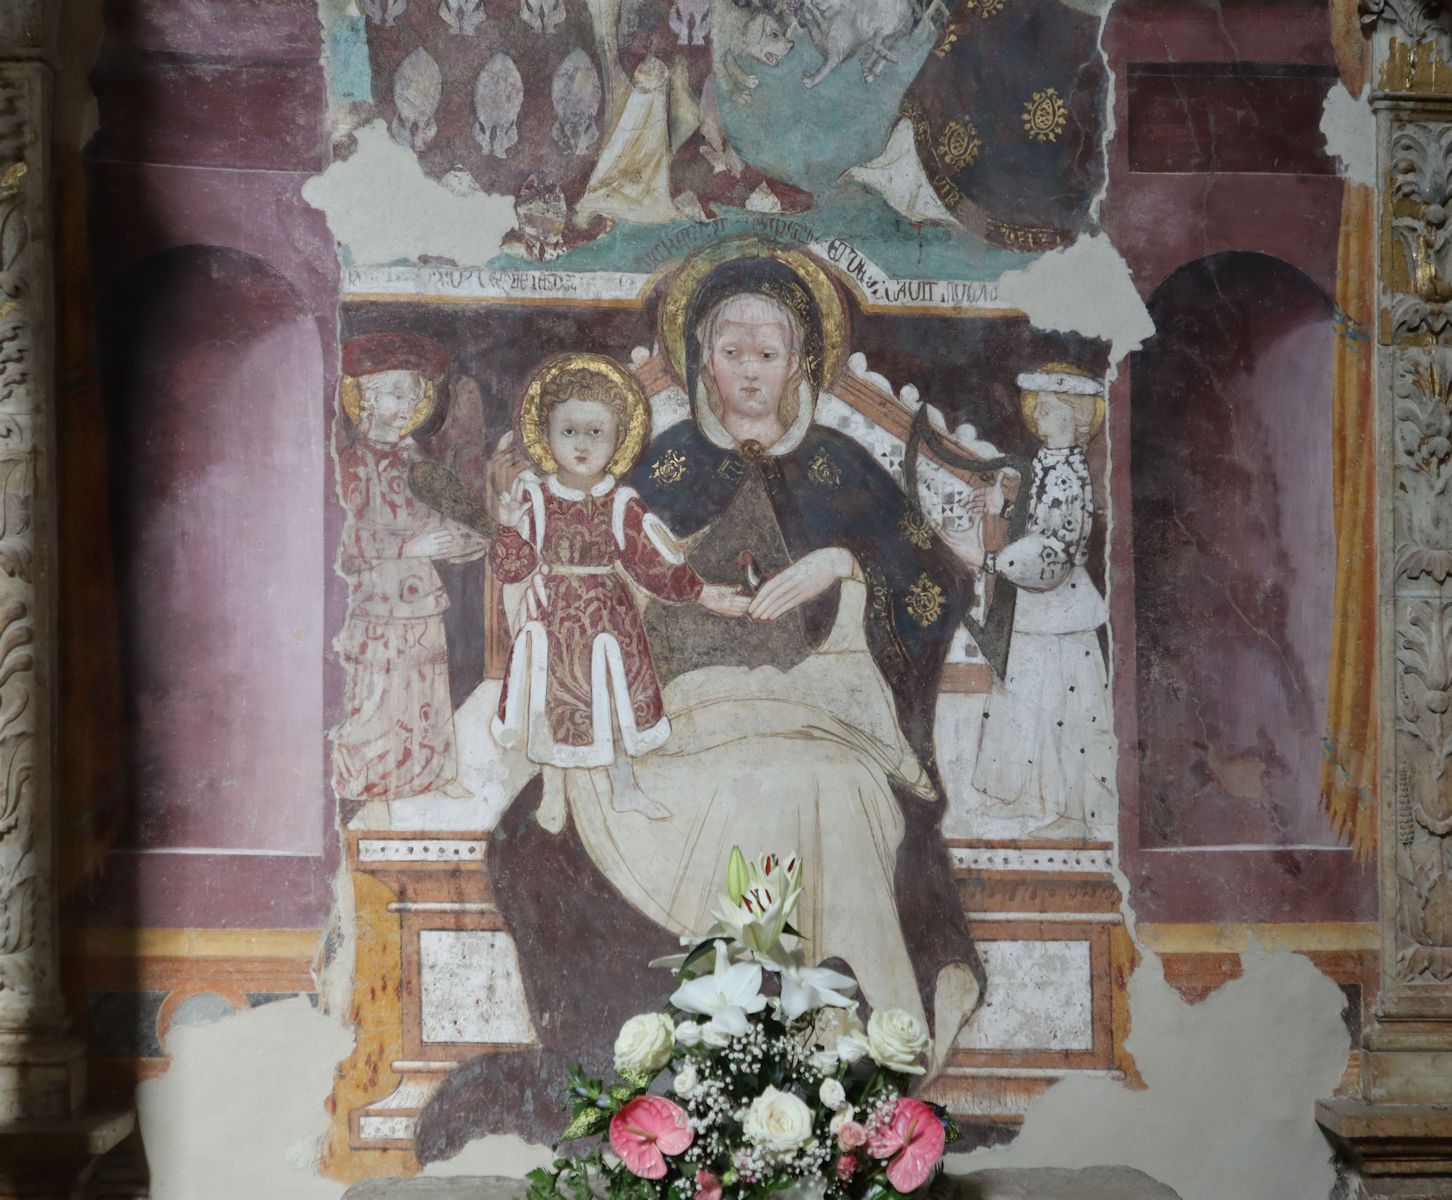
[[139, 997, 353, 1200], [1321, 83, 1375, 186], [301, 120, 516, 268], [422, 1136, 554, 1179], [957, 941, 1350, 1199], [140, 940, 1350, 1198], [996, 233, 1154, 366]]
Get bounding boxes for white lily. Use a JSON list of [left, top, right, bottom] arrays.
[[759, 943, 857, 1021], [670, 940, 767, 1037], [710, 852, 803, 955]]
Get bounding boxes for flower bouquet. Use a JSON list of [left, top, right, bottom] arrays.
[[525, 850, 957, 1200]]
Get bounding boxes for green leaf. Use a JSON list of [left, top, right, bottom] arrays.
[[560, 1106, 610, 1141], [680, 936, 729, 975], [617, 1068, 654, 1091]]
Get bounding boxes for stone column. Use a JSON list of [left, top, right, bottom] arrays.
[[0, 4, 132, 1197], [1318, 6, 1452, 1197]]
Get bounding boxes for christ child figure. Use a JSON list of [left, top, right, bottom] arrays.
[[488, 354, 746, 829], [332, 333, 490, 805], [949, 363, 1116, 843]]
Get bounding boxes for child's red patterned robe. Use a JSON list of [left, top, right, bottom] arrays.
[[490, 472, 703, 767]]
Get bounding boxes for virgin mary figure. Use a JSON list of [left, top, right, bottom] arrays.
[[416, 239, 984, 1158]]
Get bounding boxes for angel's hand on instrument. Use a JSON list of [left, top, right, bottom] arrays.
[[941, 522, 986, 570]]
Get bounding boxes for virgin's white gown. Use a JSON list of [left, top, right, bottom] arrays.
[[560, 574, 933, 1029]]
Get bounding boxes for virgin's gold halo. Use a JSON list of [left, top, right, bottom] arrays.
[[519, 353, 650, 477], [659, 236, 847, 391], [341, 374, 437, 439]]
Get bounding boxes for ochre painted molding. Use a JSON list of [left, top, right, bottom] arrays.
[[1135, 922, 1378, 954], [76, 927, 323, 959]]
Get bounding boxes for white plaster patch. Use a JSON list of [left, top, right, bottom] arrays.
[[957, 940, 1094, 1052], [140, 997, 353, 1200], [302, 120, 516, 268], [1322, 83, 1375, 186], [956, 940, 1350, 1200], [423, 1134, 555, 1178], [995, 234, 1154, 363]]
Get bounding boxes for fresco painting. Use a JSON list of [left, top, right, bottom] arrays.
[[55, 0, 1387, 1193], [328, 208, 1132, 1157]]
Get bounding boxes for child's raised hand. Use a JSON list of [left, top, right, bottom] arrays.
[[698, 583, 750, 619], [496, 481, 530, 530]]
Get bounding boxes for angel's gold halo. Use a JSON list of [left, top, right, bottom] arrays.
[[519, 353, 651, 478], [659, 236, 847, 391], [1019, 362, 1106, 445], [341, 373, 437, 439]]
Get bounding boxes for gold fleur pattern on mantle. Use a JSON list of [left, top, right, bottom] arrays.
[[808, 450, 841, 487], [936, 118, 982, 170], [900, 510, 935, 550], [1022, 88, 1069, 143], [905, 574, 947, 626], [649, 450, 688, 485], [934, 0, 1006, 54]]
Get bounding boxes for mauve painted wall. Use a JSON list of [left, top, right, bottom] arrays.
[[1131, 253, 1335, 851], [79, 0, 340, 926], [101, 248, 325, 855]]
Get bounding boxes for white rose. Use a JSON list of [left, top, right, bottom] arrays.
[[675, 1022, 704, 1049], [829, 1105, 856, 1136], [742, 1085, 815, 1159], [818, 1078, 846, 1110], [701, 1023, 732, 1049], [864, 1009, 930, 1076], [836, 1035, 867, 1065], [613, 1013, 675, 1076], [673, 1060, 700, 1098]]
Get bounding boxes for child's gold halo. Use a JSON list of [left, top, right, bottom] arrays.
[[340, 373, 437, 439], [518, 353, 650, 477]]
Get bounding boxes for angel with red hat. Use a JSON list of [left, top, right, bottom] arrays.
[[331, 332, 489, 804]]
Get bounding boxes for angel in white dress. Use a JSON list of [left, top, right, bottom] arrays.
[[950, 363, 1115, 842]]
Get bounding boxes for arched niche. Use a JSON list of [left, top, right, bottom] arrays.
[[97, 245, 327, 858], [1130, 250, 1335, 849]]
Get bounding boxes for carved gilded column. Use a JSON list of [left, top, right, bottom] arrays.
[[0, 14, 132, 1199], [1318, 9, 1452, 1199]]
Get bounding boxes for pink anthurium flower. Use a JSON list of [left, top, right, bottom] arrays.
[[866, 1098, 946, 1193], [696, 1169, 723, 1200], [609, 1096, 695, 1179]]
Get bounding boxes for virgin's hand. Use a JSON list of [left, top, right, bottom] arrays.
[[748, 548, 854, 622], [403, 528, 457, 558], [698, 583, 750, 618]]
